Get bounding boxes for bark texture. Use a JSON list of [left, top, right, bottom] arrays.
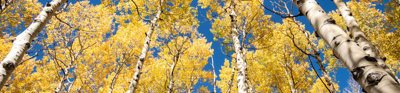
[[293, 0, 400, 92], [333, 0, 399, 82], [126, 0, 163, 92], [0, 0, 67, 90], [226, 61, 235, 93], [229, 0, 248, 92]]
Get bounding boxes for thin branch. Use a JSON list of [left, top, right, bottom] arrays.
[[258, 0, 302, 18], [308, 56, 332, 93], [130, 0, 151, 22], [55, 14, 75, 29], [284, 28, 310, 55]]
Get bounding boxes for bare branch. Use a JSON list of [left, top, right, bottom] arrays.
[[130, 0, 151, 22], [308, 56, 332, 93]]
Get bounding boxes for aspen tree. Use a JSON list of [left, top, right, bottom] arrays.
[[126, 0, 163, 92], [228, 0, 249, 92], [0, 0, 67, 90], [293, 0, 400, 92]]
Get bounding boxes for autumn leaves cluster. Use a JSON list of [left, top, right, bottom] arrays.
[[0, 0, 399, 92]]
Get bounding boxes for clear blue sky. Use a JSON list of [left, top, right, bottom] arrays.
[[34, 0, 388, 92]]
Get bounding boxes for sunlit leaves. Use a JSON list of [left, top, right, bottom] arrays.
[[0, 0, 42, 37]]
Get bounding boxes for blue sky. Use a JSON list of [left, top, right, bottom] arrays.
[[34, 0, 389, 92]]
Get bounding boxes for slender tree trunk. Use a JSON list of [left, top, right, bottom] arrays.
[[55, 66, 71, 93], [187, 76, 194, 93], [333, 0, 400, 82], [126, 0, 163, 92], [0, 0, 67, 90], [109, 63, 123, 93], [211, 56, 217, 93], [281, 48, 296, 93], [229, 0, 248, 92], [293, 0, 400, 92], [167, 54, 180, 93]]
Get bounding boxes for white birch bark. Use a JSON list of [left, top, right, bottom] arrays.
[[55, 66, 71, 93], [333, 0, 399, 82], [0, 0, 67, 90], [211, 56, 217, 93], [167, 54, 179, 93], [229, 0, 248, 92], [293, 0, 400, 92], [333, 0, 378, 58], [126, 0, 163, 92]]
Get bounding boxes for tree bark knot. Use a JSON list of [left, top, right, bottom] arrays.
[[45, 2, 53, 14], [364, 56, 377, 62], [25, 43, 31, 49], [2, 61, 16, 71], [366, 72, 385, 86], [351, 66, 366, 80], [46, 2, 52, 7], [139, 58, 145, 62], [325, 18, 336, 25]]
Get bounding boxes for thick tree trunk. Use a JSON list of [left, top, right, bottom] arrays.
[[229, 0, 248, 92], [126, 0, 163, 92], [333, 0, 399, 82], [333, 0, 379, 58], [0, 0, 67, 90], [293, 0, 400, 92]]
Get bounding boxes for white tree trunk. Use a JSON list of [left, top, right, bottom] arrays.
[[0, 0, 67, 90], [211, 56, 217, 93], [167, 54, 179, 93], [229, 0, 248, 92], [293, 0, 400, 92], [55, 67, 71, 93], [126, 1, 163, 92], [126, 0, 163, 92], [333, 0, 399, 82], [333, 0, 378, 58]]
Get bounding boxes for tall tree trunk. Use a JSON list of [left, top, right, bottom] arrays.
[[293, 0, 400, 92], [109, 63, 123, 93], [167, 54, 180, 93], [211, 56, 217, 93], [55, 66, 71, 93], [229, 0, 248, 92], [126, 0, 163, 92], [0, 0, 67, 90], [332, 0, 400, 82], [282, 47, 296, 93], [187, 76, 194, 93]]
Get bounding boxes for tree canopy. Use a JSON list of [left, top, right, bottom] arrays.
[[0, 0, 399, 92]]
